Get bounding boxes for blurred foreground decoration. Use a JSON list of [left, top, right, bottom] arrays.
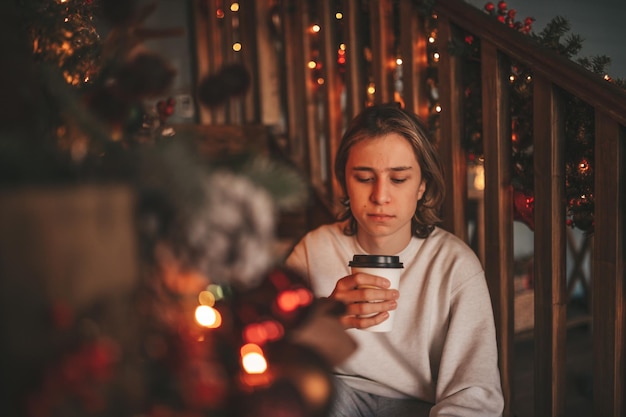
[[0, 1, 355, 416]]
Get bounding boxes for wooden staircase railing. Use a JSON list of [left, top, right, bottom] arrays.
[[191, 1, 625, 415], [433, 1, 625, 416]]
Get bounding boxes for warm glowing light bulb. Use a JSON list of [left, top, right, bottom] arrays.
[[312, 24, 321, 33], [231, 3, 240, 12], [433, 52, 440, 61], [317, 78, 325, 85], [277, 290, 300, 312], [336, 12, 343, 19], [243, 320, 285, 344], [308, 60, 317, 69], [435, 105, 442, 113], [198, 290, 216, 306], [578, 160, 589, 173], [241, 344, 267, 374], [232, 42, 242, 52], [367, 84, 376, 95], [428, 36, 436, 43], [473, 165, 485, 191], [195, 305, 221, 328], [509, 75, 516, 82], [242, 352, 266, 373], [396, 58, 403, 66]]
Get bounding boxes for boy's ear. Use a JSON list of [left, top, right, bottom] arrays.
[[417, 180, 427, 200]]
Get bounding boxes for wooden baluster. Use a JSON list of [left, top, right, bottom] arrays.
[[592, 110, 625, 417], [533, 75, 567, 417], [341, 0, 366, 121], [436, 16, 468, 246], [481, 41, 514, 417], [240, 1, 261, 124], [282, 1, 314, 177], [368, 0, 394, 104], [398, 0, 430, 120], [319, 0, 343, 204], [206, 0, 226, 124]]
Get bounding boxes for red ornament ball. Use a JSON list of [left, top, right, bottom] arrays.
[[513, 190, 535, 230]]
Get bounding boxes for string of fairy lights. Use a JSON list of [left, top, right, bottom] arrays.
[[212, 1, 444, 117]]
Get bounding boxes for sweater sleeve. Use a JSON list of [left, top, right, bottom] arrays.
[[429, 271, 504, 417], [284, 238, 309, 279]]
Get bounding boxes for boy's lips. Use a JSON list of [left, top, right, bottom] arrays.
[[368, 213, 394, 221]]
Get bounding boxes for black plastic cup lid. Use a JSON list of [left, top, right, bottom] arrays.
[[348, 254, 403, 268]]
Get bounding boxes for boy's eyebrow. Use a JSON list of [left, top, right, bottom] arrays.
[[351, 166, 413, 172]]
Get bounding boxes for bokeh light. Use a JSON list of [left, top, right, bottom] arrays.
[[195, 305, 222, 328], [241, 343, 267, 374]]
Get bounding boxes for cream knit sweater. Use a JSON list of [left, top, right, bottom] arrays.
[[285, 222, 504, 417]]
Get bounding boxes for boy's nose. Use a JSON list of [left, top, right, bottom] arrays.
[[370, 181, 391, 204]]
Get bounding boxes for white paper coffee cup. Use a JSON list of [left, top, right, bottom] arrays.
[[348, 255, 403, 332]]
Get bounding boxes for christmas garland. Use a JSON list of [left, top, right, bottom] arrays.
[[427, 1, 625, 233]]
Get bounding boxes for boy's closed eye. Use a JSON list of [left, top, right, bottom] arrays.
[[391, 177, 408, 184]]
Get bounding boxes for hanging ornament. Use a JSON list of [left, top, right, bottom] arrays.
[[114, 53, 177, 101], [513, 189, 535, 230], [157, 97, 176, 124], [197, 63, 251, 108], [569, 210, 594, 232]]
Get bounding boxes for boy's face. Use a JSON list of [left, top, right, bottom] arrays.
[[345, 133, 426, 253]]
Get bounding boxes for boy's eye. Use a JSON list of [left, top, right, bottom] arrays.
[[355, 176, 373, 183], [391, 177, 407, 184]]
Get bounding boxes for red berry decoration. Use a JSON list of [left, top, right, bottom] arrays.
[[157, 97, 176, 124], [484, 2, 495, 12], [498, 1, 507, 11]]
